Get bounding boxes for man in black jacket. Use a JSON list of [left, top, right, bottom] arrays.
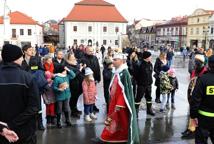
[[53, 50, 66, 74], [0, 44, 40, 144], [190, 55, 214, 144], [135, 51, 155, 116], [81, 47, 101, 112]]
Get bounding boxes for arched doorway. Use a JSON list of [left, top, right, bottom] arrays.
[[190, 40, 198, 48], [88, 39, 92, 46]]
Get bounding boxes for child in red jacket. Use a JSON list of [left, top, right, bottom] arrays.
[[82, 67, 97, 122]]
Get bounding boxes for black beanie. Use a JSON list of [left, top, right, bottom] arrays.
[[2, 44, 23, 63], [142, 51, 151, 59], [162, 65, 170, 72]]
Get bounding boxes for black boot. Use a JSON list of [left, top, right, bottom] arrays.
[[64, 112, 72, 127], [57, 114, 62, 129], [46, 116, 51, 127], [38, 113, 45, 130], [93, 105, 99, 113], [71, 110, 81, 118], [74, 108, 82, 115], [51, 116, 56, 126], [146, 103, 155, 116]]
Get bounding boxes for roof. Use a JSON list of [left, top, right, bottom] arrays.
[[64, 0, 127, 23], [156, 16, 187, 27], [0, 11, 39, 25]]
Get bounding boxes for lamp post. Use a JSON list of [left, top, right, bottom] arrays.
[[203, 27, 209, 50]]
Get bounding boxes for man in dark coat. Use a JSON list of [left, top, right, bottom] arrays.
[[81, 47, 101, 112], [0, 44, 40, 144], [53, 50, 66, 74]]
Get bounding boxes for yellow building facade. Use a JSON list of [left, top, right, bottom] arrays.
[[187, 9, 214, 49]]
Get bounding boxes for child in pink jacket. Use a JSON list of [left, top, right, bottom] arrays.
[[82, 67, 97, 122]]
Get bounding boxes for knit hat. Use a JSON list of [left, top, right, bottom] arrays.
[[161, 65, 170, 72], [168, 68, 176, 77], [195, 54, 205, 63], [142, 51, 151, 59], [2, 44, 23, 63], [85, 67, 93, 76]]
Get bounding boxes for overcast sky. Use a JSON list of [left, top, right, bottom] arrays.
[[0, 0, 214, 23]]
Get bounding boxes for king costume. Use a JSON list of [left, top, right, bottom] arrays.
[[100, 63, 140, 144]]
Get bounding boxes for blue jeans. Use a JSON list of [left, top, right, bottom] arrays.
[[167, 59, 173, 68], [84, 104, 94, 115], [167, 90, 175, 104]]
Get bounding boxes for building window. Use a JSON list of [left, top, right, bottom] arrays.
[[190, 28, 193, 35], [103, 40, 107, 45], [167, 28, 169, 32], [211, 27, 213, 34], [20, 29, 24, 35], [103, 26, 107, 32], [115, 40, 118, 45], [27, 29, 32, 35], [196, 28, 199, 35], [197, 18, 200, 23], [74, 39, 77, 44], [115, 27, 119, 33], [73, 26, 77, 32], [12, 29, 16, 38], [81, 39, 84, 44], [88, 26, 92, 32]]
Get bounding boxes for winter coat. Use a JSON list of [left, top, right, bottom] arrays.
[[159, 71, 173, 94], [0, 63, 39, 143], [154, 58, 167, 86], [81, 54, 101, 82], [103, 67, 113, 98], [31, 70, 48, 95], [42, 71, 55, 104], [169, 76, 178, 90], [65, 62, 84, 97], [44, 62, 54, 73], [82, 80, 97, 105], [53, 70, 76, 101], [135, 60, 153, 86], [22, 56, 43, 72], [53, 58, 66, 74]]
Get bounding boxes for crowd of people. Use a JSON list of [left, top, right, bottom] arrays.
[[0, 42, 214, 144]]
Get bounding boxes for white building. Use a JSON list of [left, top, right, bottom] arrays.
[[209, 15, 214, 49], [59, 0, 128, 48], [0, 11, 43, 48]]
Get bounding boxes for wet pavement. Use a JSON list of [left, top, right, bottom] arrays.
[[37, 53, 197, 144]]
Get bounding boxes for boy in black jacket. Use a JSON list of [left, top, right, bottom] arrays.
[[135, 51, 155, 116], [103, 59, 113, 113]]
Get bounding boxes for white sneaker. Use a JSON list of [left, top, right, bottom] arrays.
[[90, 113, 97, 119], [85, 115, 92, 122]]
